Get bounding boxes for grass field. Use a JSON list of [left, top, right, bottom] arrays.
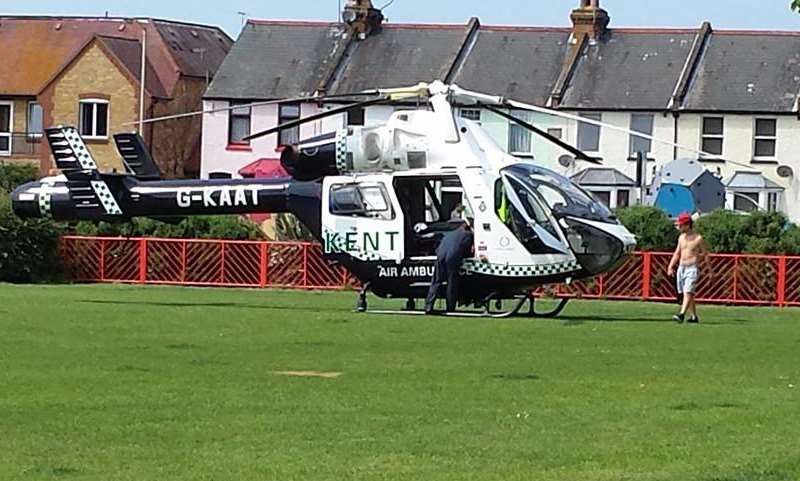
[[1, 284, 799, 481]]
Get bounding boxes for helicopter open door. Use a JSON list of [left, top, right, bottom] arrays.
[[321, 174, 405, 263], [499, 173, 571, 255]]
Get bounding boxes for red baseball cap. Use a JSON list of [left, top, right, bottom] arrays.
[[676, 212, 692, 225]]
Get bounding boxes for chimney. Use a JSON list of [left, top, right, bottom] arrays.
[[570, 0, 610, 41], [342, 0, 384, 38]]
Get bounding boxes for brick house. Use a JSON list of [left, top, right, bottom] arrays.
[[201, 0, 800, 221], [0, 16, 232, 177]]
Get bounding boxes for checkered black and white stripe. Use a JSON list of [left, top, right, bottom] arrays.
[[46, 126, 98, 172], [38, 187, 53, 218], [463, 259, 581, 278], [335, 130, 348, 173], [90, 180, 123, 216]]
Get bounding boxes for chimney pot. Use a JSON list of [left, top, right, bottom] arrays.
[[571, 0, 610, 41], [343, 0, 384, 38]]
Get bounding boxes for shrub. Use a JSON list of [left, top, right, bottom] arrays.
[[615, 205, 678, 252], [778, 226, 800, 256], [0, 163, 38, 191], [274, 213, 315, 242], [69, 215, 266, 241], [694, 210, 747, 253], [0, 190, 63, 283]]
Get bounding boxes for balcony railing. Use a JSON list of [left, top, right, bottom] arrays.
[[0, 133, 42, 157]]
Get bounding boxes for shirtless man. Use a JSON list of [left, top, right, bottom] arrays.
[[667, 212, 708, 324]]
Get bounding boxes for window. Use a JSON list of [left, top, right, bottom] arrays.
[[79, 100, 109, 139], [0, 101, 11, 155], [617, 190, 630, 208], [459, 108, 481, 122], [577, 113, 601, 153], [733, 192, 759, 213], [592, 190, 612, 208], [228, 102, 251, 145], [278, 103, 301, 146], [629, 114, 653, 158], [547, 128, 563, 140], [701, 116, 724, 156], [508, 109, 531, 154], [208, 172, 232, 179], [330, 183, 393, 220], [27, 102, 43, 138], [767, 192, 780, 212], [347, 107, 365, 126], [753, 118, 777, 160]]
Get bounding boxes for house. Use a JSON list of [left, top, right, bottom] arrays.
[[200, 0, 800, 221], [0, 16, 232, 177]]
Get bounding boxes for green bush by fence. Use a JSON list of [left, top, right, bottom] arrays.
[[616, 206, 800, 255]]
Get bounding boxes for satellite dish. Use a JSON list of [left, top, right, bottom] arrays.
[[558, 155, 575, 168], [777, 165, 794, 178]]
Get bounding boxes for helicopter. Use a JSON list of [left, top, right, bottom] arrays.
[[12, 81, 638, 318]]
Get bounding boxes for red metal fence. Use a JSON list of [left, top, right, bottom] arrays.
[[60, 236, 800, 307]]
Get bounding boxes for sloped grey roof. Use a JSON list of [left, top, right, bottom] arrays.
[[450, 27, 570, 105], [571, 167, 636, 186], [560, 30, 697, 110], [683, 32, 800, 112], [205, 21, 345, 100], [327, 24, 469, 94], [725, 171, 784, 190]]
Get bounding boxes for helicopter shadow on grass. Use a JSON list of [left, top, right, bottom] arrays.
[[558, 314, 751, 327], [76, 299, 315, 313]]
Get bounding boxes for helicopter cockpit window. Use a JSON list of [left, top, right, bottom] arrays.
[[503, 164, 615, 223], [330, 184, 393, 220]]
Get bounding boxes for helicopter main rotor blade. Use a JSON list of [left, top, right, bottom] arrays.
[[119, 91, 384, 128], [242, 96, 391, 142], [480, 104, 600, 165]]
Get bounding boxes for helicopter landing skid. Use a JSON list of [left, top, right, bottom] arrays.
[[364, 294, 570, 319]]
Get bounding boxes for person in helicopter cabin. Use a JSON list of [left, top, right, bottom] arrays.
[[424, 215, 475, 314]]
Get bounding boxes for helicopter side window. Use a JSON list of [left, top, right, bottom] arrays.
[[330, 184, 393, 220]]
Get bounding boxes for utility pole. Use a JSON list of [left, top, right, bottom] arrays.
[[139, 27, 147, 135]]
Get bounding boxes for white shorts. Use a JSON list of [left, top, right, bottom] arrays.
[[677, 264, 699, 294]]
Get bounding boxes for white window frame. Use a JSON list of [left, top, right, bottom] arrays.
[[767, 191, 781, 212], [700, 116, 724, 159], [27, 101, 43, 139], [78, 99, 109, 140], [628, 113, 654, 159], [577, 112, 602, 155], [508, 109, 532, 156], [0, 100, 13, 156], [753, 117, 777, 161]]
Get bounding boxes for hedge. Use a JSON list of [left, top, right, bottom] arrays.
[[616, 206, 800, 255]]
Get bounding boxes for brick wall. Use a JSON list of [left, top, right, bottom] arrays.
[[43, 44, 139, 173]]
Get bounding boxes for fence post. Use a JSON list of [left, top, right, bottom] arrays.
[[259, 242, 268, 288], [138, 238, 147, 284], [642, 252, 651, 301], [181, 241, 187, 283], [99, 239, 106, 281], [777, 256, 787, 308], [733, 256, 739, 302], [220, 241, 225, 284], [302, 243, 309, 288]]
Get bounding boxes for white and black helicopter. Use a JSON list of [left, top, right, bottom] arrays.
[[12, 81, 638, 317]]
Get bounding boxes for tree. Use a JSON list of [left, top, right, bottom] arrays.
[[794, 0, 800, 11]]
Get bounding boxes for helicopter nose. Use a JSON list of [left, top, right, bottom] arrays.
[[564, 218, 637, 276]]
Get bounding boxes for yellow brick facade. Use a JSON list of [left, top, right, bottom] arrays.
[[47, 44, 140, 172]]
